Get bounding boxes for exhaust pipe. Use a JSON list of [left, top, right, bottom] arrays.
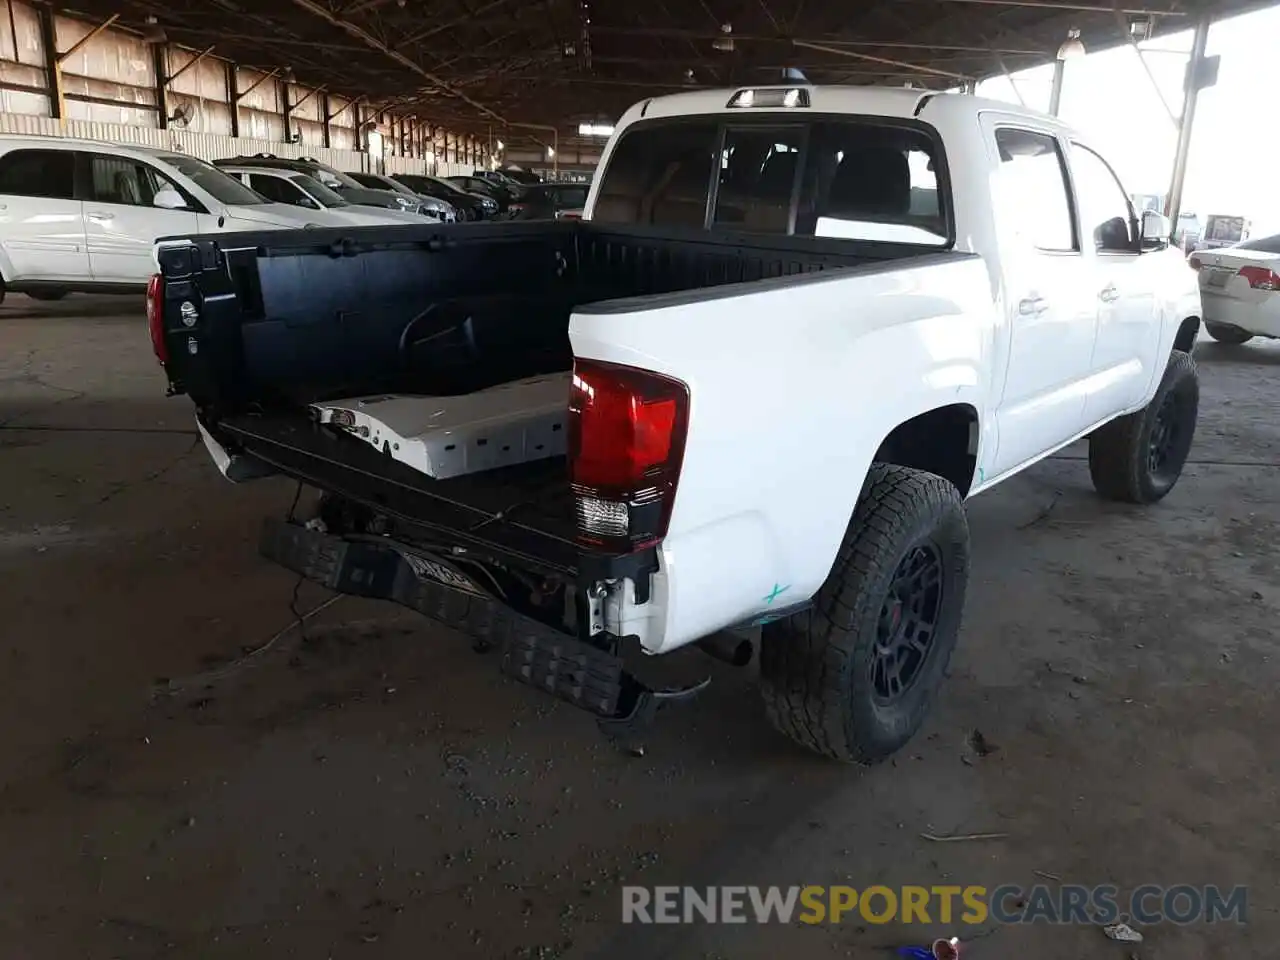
[[697, 631, 753, 667]]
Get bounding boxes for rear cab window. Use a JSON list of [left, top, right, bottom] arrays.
[[591, 115, 952, 246]]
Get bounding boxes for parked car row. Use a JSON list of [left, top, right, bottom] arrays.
[[0, 134, 592, 303], [213, 154, 458, 222]]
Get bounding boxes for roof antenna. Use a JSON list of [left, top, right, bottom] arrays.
[[781, 67, 809, 83]]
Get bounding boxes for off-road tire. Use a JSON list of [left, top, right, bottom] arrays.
[[1088, 350, 1198, 504], [759, 464, 970, 763], [1203, 322, 1253, 345]]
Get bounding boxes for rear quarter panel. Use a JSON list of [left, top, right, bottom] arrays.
[[570, 254, 995, 651]]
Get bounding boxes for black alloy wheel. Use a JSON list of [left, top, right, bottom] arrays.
[[871, 543, 944, 705]]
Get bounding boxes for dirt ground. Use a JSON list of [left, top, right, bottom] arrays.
[[1, 294, 1276, 960]]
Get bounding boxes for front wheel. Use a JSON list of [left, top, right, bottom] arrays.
[[759, 464, 970, 763], [1088, 350, 1199, 504], [1204, 322, 1253, 344]]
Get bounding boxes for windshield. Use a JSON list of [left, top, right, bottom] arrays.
[[427, 175, 469, 196], [592, 118, 950, 245], [156, 153, 267, 205], [454, 178, 506, 200], [307, 162, 362, 191], [349, 172, 413, 196], [292, 173, 349, 207], [373, 174, 415, 196]]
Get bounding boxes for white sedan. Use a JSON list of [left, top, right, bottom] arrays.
[[1193, 236, 1280, 344]]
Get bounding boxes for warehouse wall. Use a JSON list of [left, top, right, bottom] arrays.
[[0, 0, 486, 177]]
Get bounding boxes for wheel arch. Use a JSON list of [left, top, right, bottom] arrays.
[[1173, 314, 1200, 354], [872, 403, 981, 497]]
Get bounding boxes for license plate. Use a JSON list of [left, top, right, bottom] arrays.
[[398, 549, 486, 597], [1205, 269, 1231, 288]]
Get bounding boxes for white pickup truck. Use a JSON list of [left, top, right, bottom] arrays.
[[150, 87, 1202, 762]]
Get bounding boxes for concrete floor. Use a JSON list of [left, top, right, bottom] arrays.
[[1, 295, 1276, 960]]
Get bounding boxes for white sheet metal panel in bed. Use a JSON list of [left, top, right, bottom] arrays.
[[310, 373, 569, 480]]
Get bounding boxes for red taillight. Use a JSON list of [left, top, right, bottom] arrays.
[[146, 273, 167, 366], [568, 359, 689, 553], [1238, 264, 1280, 291], [1188, 255, 1203, 271]]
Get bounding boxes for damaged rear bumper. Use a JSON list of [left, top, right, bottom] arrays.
[[259, 518, 692, 726]]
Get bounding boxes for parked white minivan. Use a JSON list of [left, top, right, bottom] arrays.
[[0, 135, 342, 302]]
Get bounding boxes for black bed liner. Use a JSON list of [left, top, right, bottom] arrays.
[[156, 219, 944, 413], [219, 411, 593, 578]]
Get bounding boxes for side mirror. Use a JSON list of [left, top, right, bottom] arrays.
[[153, 187, 188, 210], [1141, 210, 1171, 249]]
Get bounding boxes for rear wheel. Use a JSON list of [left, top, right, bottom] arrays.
[[759, 464, 970, 763], [1088, 350, 1199, 504], [1204, 322, 1253, 344]]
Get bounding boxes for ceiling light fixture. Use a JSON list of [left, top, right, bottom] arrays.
[[141, 15, 166, 44], [712, 22, 734, 52], [1057, 28, 1086, 60]]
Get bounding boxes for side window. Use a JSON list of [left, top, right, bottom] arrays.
[[712, 127, 803, 234], [797, 122, 946, 245], [0, 149, 75, 199], [993, 128, 1075, 252], [90, 155, 162, 207], [1070, 144, 1136, 253], [249, 174, 306, 207], [592, 121, 718, 227]]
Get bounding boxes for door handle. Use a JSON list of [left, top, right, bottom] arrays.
[[1018, 296, 1048, 317], [1099, 283, 1119, 303], [87, 211, 115, 221]]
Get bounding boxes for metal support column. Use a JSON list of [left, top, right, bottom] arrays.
[[226, 62, 239, 137], [153, 43, 168, 129], [280, 75, 291, 144], [37, 4, 61, 120], [1047, 58, 1065, 116], [1165, 18, 1212, 225]]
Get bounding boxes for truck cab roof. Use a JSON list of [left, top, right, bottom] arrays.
[[617, 86, 1073, 134]]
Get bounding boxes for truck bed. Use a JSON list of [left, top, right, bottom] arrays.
[[155, 219, 933, 415]]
